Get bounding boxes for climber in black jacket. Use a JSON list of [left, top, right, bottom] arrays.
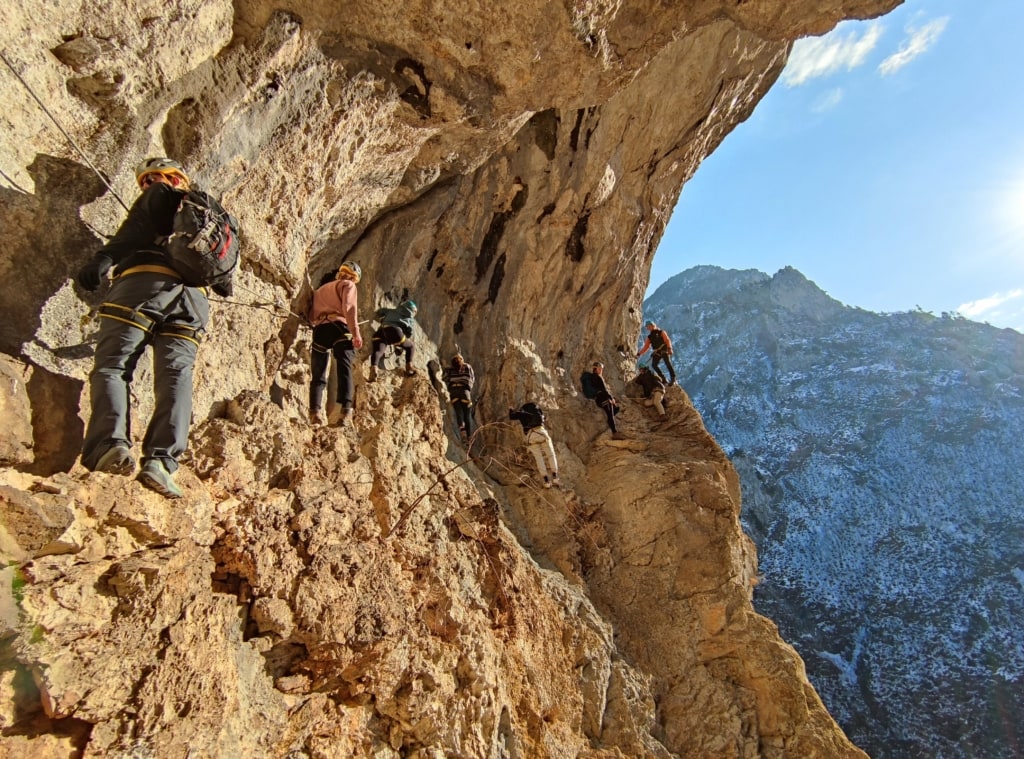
[[75, 157, 233, 498]]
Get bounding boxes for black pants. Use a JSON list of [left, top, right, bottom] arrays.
[[452, 400, 474, 436], [310, 321, 355, 411], [651, 350, 676, 384], [371, 324, 414, 368], [81, 271, 209, 473], [596, 392, 618, 433]]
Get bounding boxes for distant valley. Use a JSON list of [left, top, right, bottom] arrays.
[[644, 265, 1024, 758]]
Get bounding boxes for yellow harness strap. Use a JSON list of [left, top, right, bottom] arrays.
[[98, 303, 202, 346], [159, 323, 202, 348], [116, 264, 181, 280], [114, 264, 210, 295], [98, 302, 155, 333], [312, 333, 354, 352]]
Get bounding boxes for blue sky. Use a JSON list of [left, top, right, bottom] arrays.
[[650, 0, 1024, 331]]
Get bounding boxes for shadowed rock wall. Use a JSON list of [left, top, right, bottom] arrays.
[[0, 1, 899, 756]]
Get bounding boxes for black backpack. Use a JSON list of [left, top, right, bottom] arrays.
[[580, 371, 600, 400], [163, 189, 240, 286], [521, 402, 545, 429]]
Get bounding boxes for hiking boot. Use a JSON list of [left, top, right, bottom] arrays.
[[137, 460, 183, 499], [95, 444, 135, 475], [552, 474, 561, 488], [543, 477, 552, 489], [309, 409, 325, 426], [326, 407, 353, 427], [405, 366, 416, 377]]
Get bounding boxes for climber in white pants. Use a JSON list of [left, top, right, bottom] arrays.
[[509, 401, 560, 488]]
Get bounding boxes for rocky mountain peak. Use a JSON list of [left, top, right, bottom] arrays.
[[648, 264, 769, 309], [650, 264, 1024, 759], [765, 266, 845, 320]]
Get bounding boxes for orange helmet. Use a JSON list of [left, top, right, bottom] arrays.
[[135, 157, 190, 189], [337, 261, 362, 283]]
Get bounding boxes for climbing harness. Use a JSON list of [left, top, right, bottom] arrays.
[[98, 302, 157, 333], [117, 264, 182, 281], [158, 322, 202, 348], [311, 322, 354, 354], [97, 297, 204, 348]]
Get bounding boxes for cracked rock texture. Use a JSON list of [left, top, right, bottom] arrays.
[[0, 1, 899, 756]]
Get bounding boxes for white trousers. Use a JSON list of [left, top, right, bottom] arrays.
[[525, 427, 558, 479], [645, 390, 666, 416]]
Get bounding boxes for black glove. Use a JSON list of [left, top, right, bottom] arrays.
[[212, 280, 233, 297], [76, 255, 113, 291]]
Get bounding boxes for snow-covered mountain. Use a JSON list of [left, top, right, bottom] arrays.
[[645, 265, 1024, 759]]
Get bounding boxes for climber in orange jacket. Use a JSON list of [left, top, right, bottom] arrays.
[[637, 320, 676, 385]]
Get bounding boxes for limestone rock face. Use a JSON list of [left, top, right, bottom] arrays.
[[0, 356, 33, 467], [0, 1, 898, 756]]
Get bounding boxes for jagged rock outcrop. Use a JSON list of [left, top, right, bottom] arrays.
[[1, 2, 900, 757], [645, 265, 1024, 759]]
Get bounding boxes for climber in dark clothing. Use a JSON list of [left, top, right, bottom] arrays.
[[369, 299, 418, 380], [75, 157, 233, 499], [443, 352, 475, 441], [637, 320, 676, 385], [591, 362, 620, 434], [633, 365, 667, 417]]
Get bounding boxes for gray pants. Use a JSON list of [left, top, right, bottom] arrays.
[[81, 271, 209, 473]]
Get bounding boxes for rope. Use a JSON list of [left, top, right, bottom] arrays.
[[0, 50, 131, 212], [227, 279, 307, 321], [0, 63, 355, 334], [214, 280, 376, 331], [0, 59, 348, 332], [0, 166, 30, 194], [208, 295, 297, 320]]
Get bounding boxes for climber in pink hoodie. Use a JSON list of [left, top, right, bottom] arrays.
[[308, 261, 363, 427]]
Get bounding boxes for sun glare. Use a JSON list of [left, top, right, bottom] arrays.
[[987, 164, 1024, 266], [995, 170, 1024, 241]]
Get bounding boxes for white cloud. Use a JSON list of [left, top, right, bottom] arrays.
[[783, 22, 883, 87], [812, 88, 844, 113], [956, 289, 1024, 319], [879, 17, 949, 76]]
